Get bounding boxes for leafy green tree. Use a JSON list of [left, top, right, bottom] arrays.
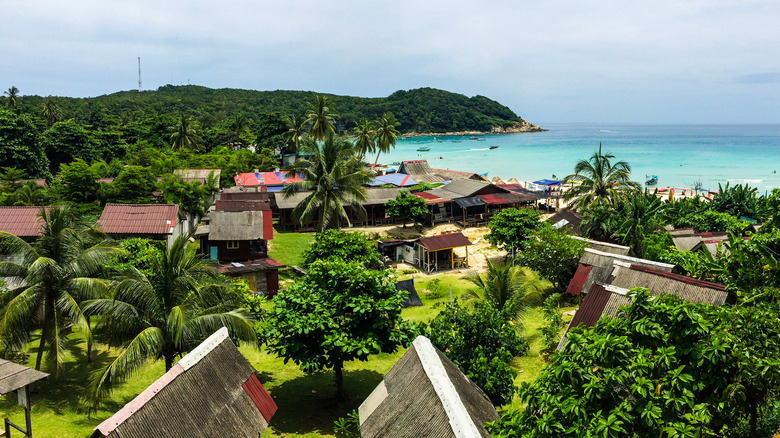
[[0, 206, 117, 373], [514, 224, 587, 293], [563, 144, 640, 211], [385, 190, 427, 228], [306, 95, 338, 141], [428, 301, 529, 405], [282, 133, 372, 231], [0, 110, 50, 177], [372, 113, 400, 166], [710, 182, 762, 220], [489, 290, 780, 438], [265, 258, 416, 400], [84, 234, 256, 407], [486, 207, 542, 254], [351, 119, 376, 159], [673, 210, 748, 234], [579, 202, 620, 242], [107, 165, 157, 203], [40, 119, 101, 173], [157, 173, 210, 218], [614, 190, 663, 254], [252, 112, 287, 152], [302, 230, 383, 270], [4, 86, 20, 110], [56, 158, 100, 205], [219, 148, 277, 188], [464, 260, 548, 321], [170, 113, 202, 151]]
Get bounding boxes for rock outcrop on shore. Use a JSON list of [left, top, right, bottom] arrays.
[[404, 121, 547, 137]]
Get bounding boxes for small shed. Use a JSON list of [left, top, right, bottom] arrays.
[[546, 208, 582, 235], [415, 232, 472, 273], [358, 336, 497, 438], [1, 358, 49, 437], [92, 327, 276, 438]]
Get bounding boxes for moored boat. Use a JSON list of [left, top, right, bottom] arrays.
[[645, 175, 658, 185], [417, 146, 431, 152], [489, 145, 499, 149]]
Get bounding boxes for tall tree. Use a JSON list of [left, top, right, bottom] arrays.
[[385, 190, 428, 228], [0, 110, 50, 177], [0, 206, 117, 373], [351, 119, 376, 159], [373, 113, 400, 166], [282, 132, 372, 231], [563, 143, 639, 210], [84, 234, 256, 407], [4, 86, 20, 110], [284, 114, 308, 155], [464, 260, 548, 321], [170, 113, 202, 151], [41, 98, 63, 126], [306, 95, 338, 141]]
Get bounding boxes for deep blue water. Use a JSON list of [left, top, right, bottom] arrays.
[[382, 124, 780, 193]]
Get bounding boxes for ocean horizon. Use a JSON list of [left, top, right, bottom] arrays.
[[384, 123, 780, 194]]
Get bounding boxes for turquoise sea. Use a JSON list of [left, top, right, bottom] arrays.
[[383, 124, 780, 194]]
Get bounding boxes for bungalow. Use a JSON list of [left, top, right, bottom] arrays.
[[92, 328, 277, 437], [413, 179, 528, 226], [566, 248, 675, 296], [98, 204, 188, 248], [0, 206, 46, 242], [397, 159, 487, 184], [359, 335, 497, 438], [378, 232, 472, 273]]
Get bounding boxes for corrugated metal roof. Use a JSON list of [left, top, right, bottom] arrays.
[[209, 210, 268, 241], [413, 192, 451, 204], [608, 264, 728, 306], [273, 187, 404, 210], [425, 179, 498, 199], [454, 197, 485, 208], [477, 194, 508, 205], [369, 173, 417, 187], [546, 209, 582, 235], [566, 264, 592, 295], [217, 258, 285, 274], [99, 204, 179, 235], [418, 232, 472, 251], [0, 206, 46, 237], [0, 359, 49, 395], [571, 236, 630, 255], [234, 172, 304, 187], [242, 373, 277, 423]]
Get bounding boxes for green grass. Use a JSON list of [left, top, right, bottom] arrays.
[[268, 228, 315, 267], [1, 268, 571, 437]]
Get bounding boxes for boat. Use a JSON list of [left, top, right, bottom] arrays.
[[469, 136, 478, 140], [645, 175, 658, 185], [477, 138, 486, 141], [489, 145, 499, 150], [452, 140, 461, 143], [417, 147, 431, 152]]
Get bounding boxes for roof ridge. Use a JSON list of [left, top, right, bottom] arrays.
[[412, 336, 481, 438], [628, 264, 726, 291]]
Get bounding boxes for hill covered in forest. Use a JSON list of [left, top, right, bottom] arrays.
[[21, 86, 541, 134]]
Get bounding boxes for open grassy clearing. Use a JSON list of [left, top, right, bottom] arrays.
[[1, 230, 570, 437]]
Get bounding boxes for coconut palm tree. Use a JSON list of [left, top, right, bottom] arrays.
[[41, 98, 62, 126], [83, 234, 256, 407], [464, 260, 549, 322], [0, 206, 117, 373], [169, 113, 202, 151], [306, 95, 338, 141], [563, 143, 640, 211], [373, 113, 401, 166], [351, 119, 376, 160], [282, 132, 372, 231], [5, 86, 20, 110], [615, 190, 663, 255], [227, 114, 249, 146], [284, 114, 308, 155]]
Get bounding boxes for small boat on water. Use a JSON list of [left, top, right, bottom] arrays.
[[469, 136, 478, 140], [489, 145, 499, 150], [477, 138, 486, 141], [417, 147, 431, 152], [452, 140, 462, 143], [645, 175, 658, 185]]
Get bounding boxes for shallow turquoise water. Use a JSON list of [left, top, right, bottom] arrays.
[[382, 124, 780, 194]]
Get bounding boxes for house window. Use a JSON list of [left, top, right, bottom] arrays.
[[227, 240, 240, 249]]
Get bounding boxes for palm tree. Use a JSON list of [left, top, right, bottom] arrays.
[[464, 260, 549, 321], [284, 114, 308, 155], [615, 190, 663, 255], [169, 113, 202, 151], [563, 143, 640, 211], [83, 234, 256, 407], [282, 132, 372, 231], [306, 95, 338, 141], [0, 206, 117, 373], [42, 98, 62, 126], [351, 119, 377, 160], [5, 86, 19, 110], [373, 113, 401, 166], [227, 114, 249, 146]]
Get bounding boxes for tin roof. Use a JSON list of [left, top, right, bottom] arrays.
[[566, 264, 592, 295], [99, 204, 179, 235], [0, 359, 49, 395], [234, 172, 303, 187], [369, 173, 417, 187], [217, 258, 285, 274], [418, 232, 472, 251], [0, 206, 46, 237]]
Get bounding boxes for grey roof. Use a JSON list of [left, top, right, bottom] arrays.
[[94, 328, 275, 438], [398, 160, 484, 183], [359, 336, 497, 438], [208, 211, 265, 240], [571, 236, 630, 255], [274, 187, 405, 210], [575, 248, 675, 296], [425, 179, 499, 201], [672, 235, 703, 251], [609, 263, 728, 306], [0, 358, 49, 395]]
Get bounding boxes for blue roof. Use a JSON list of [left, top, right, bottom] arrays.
[[533, 179, 561, 186], [369, 173, 418, 187]]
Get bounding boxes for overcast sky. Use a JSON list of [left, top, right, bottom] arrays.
[[4, 0, 779, 123]]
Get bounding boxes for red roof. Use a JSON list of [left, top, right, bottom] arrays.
[[413, 192, 451, 204], [234, 172, 303, 187], [566, 264, 593, 295], [418, 232, 472, 251], [0, 206, 46, 237], [99, 204, 179, 235], [567, 283, 613, 330], [242, 374, 277, 423], [477, 194, 510, 205]]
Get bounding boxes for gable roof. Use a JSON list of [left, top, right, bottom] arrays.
[[93, 328, 276, 438], [418, 232, 472, 251], [424, 179, 506, 201], [0, 206, 46, 237], [571, 236, 630, 255], [369, 173, 417, 187], [234, 171, 304, 188], [173, 169, 221, 188], [398, 160, 485, 183], [273, 187, 404, 210], [359, 336, 497, 438], [567, 248, 675, 296], [609, 263, 728, 306], [209, 210, 271, 241], [546, 209, 582, 235], [99, 204, 180, 235]]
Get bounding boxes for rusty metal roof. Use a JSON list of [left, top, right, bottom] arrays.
[[0, 206, 46, 237], [0, 359, 49, 395], [99, 204, 179, 235], [217, 258, 285, 275], [566, 264, 592, 295], [418, 232, 472, 251]]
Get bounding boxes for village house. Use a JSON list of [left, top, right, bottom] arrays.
[[377, 232, 473, 273], [0, 206, 46, 243], [397, 159, 488, 184], [98, 204, 188, 248]]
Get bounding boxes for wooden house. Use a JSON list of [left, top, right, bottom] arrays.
[[0, 206, 47, 242], [358, 335, 497, 438], [397, 159, 487, 184], [546, 209, 583, 235], [92, 328, 276, 437], [98, 204, 187, 248], [412, 179, 527, 226]]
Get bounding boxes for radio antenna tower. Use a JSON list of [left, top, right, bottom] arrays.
[[137, 57, 142, 91]]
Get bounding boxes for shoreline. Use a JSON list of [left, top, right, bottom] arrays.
[[402, 121, 548, 138]]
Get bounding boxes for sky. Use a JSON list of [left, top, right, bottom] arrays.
[[3, 0, 780, 124]]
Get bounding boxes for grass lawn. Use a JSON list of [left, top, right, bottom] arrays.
[[1, 231, 572, 437]]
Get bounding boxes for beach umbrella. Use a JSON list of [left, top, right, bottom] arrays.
[[491, 176, 505, 184], [507, 177, 520, 185]]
